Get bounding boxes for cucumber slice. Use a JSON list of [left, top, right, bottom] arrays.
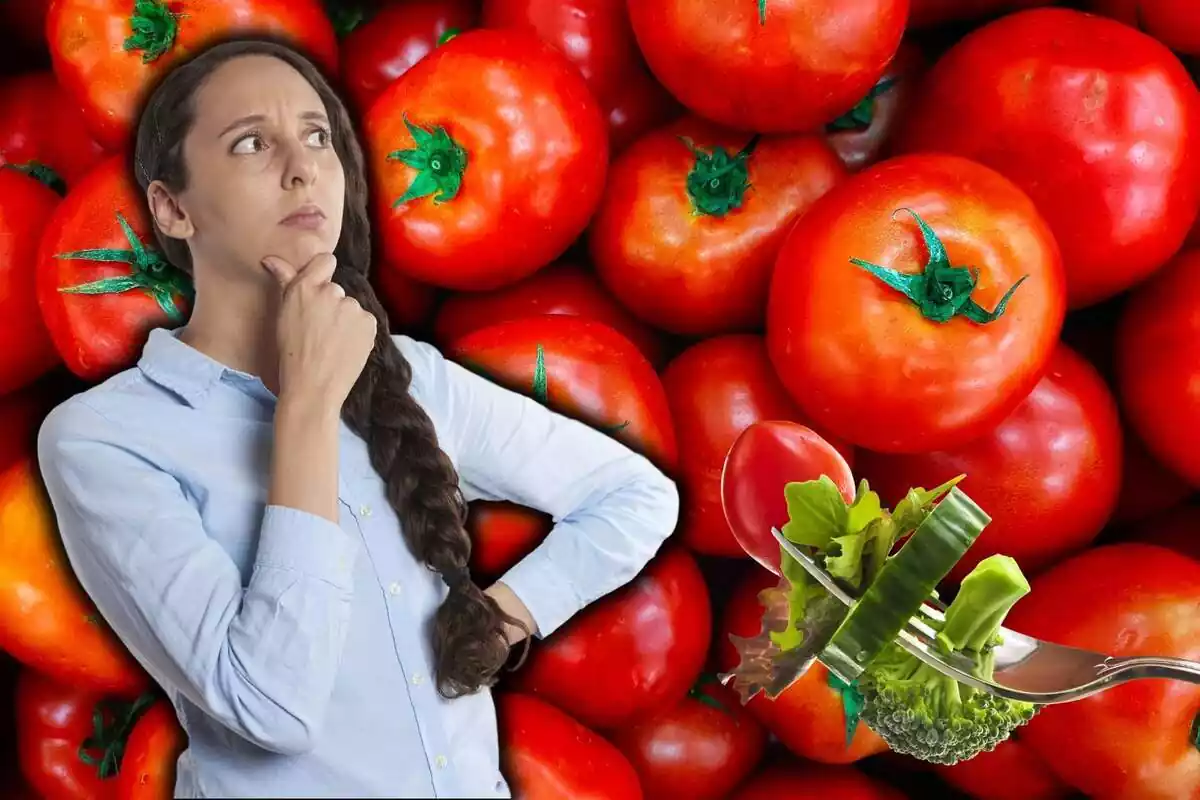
[[818, 487, 990, 683]]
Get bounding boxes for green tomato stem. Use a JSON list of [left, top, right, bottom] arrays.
[[758, 0, 767, 24], [680, 134, 760, 217], [388, 116, 468, 206], [9, 161, 66, 195], [827, 77, 900, 133], [124, 0, 182, 63], [1192, 710, 1200, 753]]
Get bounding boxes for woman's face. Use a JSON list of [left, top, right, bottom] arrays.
[[154, 54, 346, 282]]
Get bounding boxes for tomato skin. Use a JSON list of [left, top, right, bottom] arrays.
[[627, 0, 908, 134], [446, 315, 678, 472], [114, 700, 187, 800], [513, 547, 711, 730], [730, 763, 905, 800], [825, 42, 926, 173], [1088, 0, 1200, 56], [0, 167, 61, 395], [47, 0, 339, 151], [609, 680, 766, 800], [37, 155, 191, 382], [497, 693, 643, 800], [716, 566, 888, 763], [767, 153, 1065, 455], [341, 0, 479, 115], [16, 669, 116, 800], [664, 337, 853, 559], [604, 66, 683, 154], [908, 0, 1049, 26], [858, 344, 1123, 582], [365, 29, 608, 291], [895, 8, 1200, 309], [1006, 545, 1200, 799], [590, 116, 847, 336], [934, 738, 1070, 800], [0, 72, 107, 190], [1116, 249, 1200, 486], [432, 261, 670, 368], [466, 500, 551, 578]]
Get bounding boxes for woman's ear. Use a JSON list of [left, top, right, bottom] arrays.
[[146, 179, 194, 240]]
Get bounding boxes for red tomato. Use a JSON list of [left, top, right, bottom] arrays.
[[604, 66, 684, 154], [717, 566, 888, 763], [1007, 544, 1200, 800], [47, 0, 339, 151], [627, 0, 907, 133], [341, 0, 479, 114], [364, 29, 607, 291], [446, 315, 678, 472], [1117, 249, 1200, 486], [767, 154, 1065, 454], [1113, 428, 1194, 525], [513, 547, 711, 730], [721, 420, 855, 574], [664, 337, 854, 559], [37, 155, 192, 382], [609, 679, 766, 800], [858, 344, 1123, 582], [895, 8, 1200, 309], [0, 459, 150, 697], [1088, 0, 1200, 56], [590, 117, 847, 336], [825, 42, 926, 173], [1129, 505, 1200, 562], [935, 737, 1070, 800], [730, 763, 905, 800], [372, 261, 437, 333], [115, 700, 187, 800], [496, 692, 643, 800], [466, 500, 551, 578], [908, 0, 1049, 26], [0, 166, 61, 395], [432, 261, 670, 368], [16, 669, 117, 800], [0, 72, 107, 191]]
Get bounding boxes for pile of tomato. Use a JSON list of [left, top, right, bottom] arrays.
[[1, 0, 1200, 798]]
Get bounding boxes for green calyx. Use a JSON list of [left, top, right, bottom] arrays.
[[680, 134, 760, 217], [757, 0, 767, 24], [78, 691, 156, 779], [850, 208, 1028, 325], [1192, 710, 1200, 752], [388, 116, 468, 207], [324, 0, 373, 37], [124, 0, 183, 64], [827, 669, 865, 747], [688, 672, 732, 715], [827, 77, 900, 133], [437, 28, 461, 46], [8, 160, 66, 195], [55, 211, 193, 322]]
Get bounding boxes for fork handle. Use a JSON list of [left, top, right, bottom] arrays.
[[1107, 656, 1200, 684]]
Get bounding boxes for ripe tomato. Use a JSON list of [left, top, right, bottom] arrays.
[[908, 0, 1049, 26], [935, 738, 1070, 800], [0, 459, 150, 697], [341, 0, 478, 115], [1088, 0, 1200, 56], [729, 763, 905, 800], [37, 155, 193, 382], [446, 315, 678, 471], [16, 670, 117, 800], [513, 547, 711, 730], [0, 166, 61, 395], [858, 344, 1123, 582], [372, 261, 437, 332], [895, 8, 1200, 309], [1007, 544, 1200, 800], [114, 700, 187, 800], [767, 154, 1065, 454], [466, 500, 551, 578], [432, 261, 669, 368], [47, 0, 339, 151], [1129, 506, 1200, 562], [0, 72, 106, 192], [364, 29, 607, 291], [627, 0, 907, 133], [496, 693, 642, 800], [717, 566, 888, 763], [721, 421, 855, 574], [590, 117, 847, 336], [825, 42, 926, 173], [664, 337, 853, 559], [1116, 249, 1200, 486], [604, 66, 683, 154], [610, 679, 766, 800]]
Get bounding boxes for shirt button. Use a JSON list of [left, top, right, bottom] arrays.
[[388, 582, 402, 595], [412, 672, 425, 686], [435, 755, 448, 769], [359, 505, 372, 517]]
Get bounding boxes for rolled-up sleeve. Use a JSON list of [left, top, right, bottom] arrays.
[[399, 336, 680, 638], [37, 398, 358, 756]]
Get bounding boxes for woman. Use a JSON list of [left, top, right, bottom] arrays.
[[36, 37, 679, 799]]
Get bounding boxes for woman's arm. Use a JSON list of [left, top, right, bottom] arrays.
[[37, 397, 357, 756], [400, 337, 681, 642]]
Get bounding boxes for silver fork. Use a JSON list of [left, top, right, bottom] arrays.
[[771, 527, 1200, 704]]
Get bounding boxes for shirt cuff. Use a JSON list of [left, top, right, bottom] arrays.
[[254, 504, 359, 592], [497, 543, 583, 639]]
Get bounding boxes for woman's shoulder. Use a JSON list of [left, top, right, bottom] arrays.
[[38, 366, 173, 454]]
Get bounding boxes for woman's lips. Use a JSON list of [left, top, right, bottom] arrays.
[[280, 204, 326, 230]]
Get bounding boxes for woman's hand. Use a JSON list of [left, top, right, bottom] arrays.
[[262, 252, 377, 408]]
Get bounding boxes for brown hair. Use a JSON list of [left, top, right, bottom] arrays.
[[131, 36, 529, 698]]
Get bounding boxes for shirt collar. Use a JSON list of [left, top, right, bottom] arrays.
[[137, 326, 269, 408]]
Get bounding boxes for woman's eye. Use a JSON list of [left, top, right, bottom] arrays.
[[231, 134, 266, 155], [307, 128, 331, 148]]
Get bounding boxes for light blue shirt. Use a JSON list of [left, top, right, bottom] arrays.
[[36, 326, 679, 799]]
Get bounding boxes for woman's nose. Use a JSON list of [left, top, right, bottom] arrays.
[[282, 140, 319, 188]]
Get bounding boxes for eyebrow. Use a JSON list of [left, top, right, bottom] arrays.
[[218, 111, 329, 138]]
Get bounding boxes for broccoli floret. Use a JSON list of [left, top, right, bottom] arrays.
[[855, 554, 1039, 765]]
